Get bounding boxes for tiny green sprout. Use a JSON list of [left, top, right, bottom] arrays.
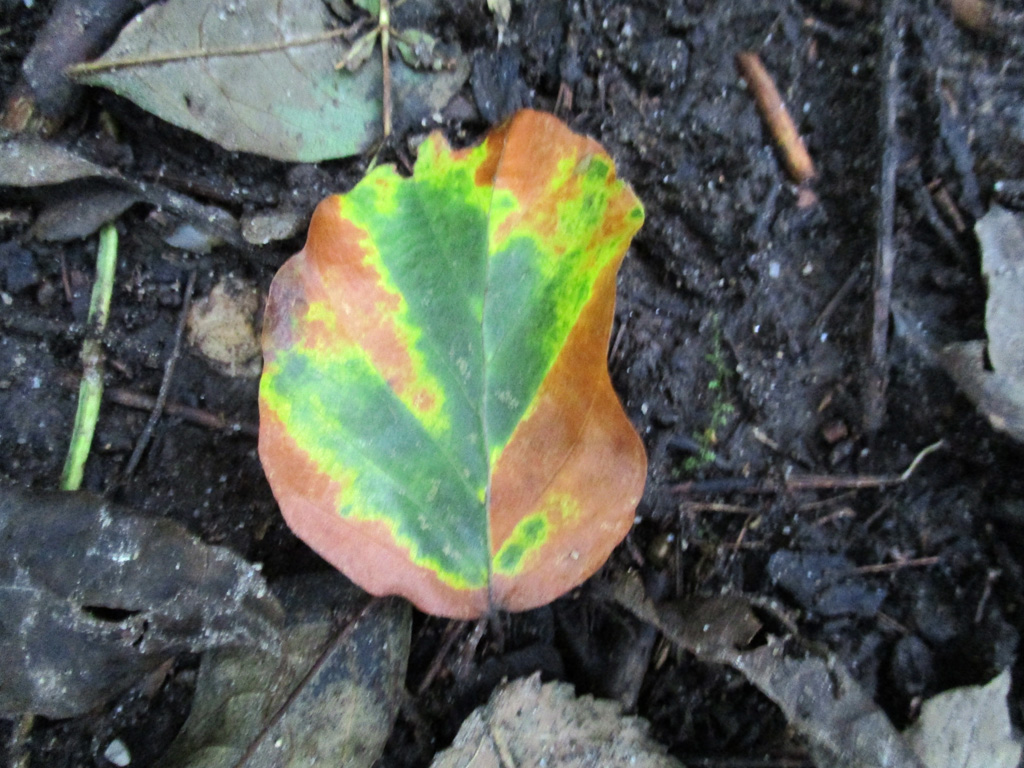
[[682, 315, 736, 474]]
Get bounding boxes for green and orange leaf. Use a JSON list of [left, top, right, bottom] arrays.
[[259, 109, 646, 618]]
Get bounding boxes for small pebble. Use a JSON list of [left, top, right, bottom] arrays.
[[103, 738, 130, 767]]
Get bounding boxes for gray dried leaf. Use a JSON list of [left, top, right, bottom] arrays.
[[732, 640, 926, 768], [0, 139, 116, 187], [0, 139, 242, 246], [31, 187, 141, 242], [431, 674, 683, 768], [905, 669, 1022, 768], [77, 0, 469, 161], [156, 580, 410, 768], [978, 207, 1024, 380], [941, 205, 1024, 442], [0, 487, 283, 719], [611, 573, 927, 768]]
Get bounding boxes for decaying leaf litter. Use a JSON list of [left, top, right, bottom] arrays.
[[3, 0, 1024, 766]]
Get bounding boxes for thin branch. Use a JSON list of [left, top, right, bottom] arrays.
[[736, 51, 817, 185], [864, 0, 904, 434], [121, 270, 197, 481], [669, 440, 944, 495], [104, 386, 258, 437], [58, 371, 259, 437], [853, 556, 940, 575]]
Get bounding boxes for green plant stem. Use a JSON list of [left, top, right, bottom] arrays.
[[60, 223, 118, 491]]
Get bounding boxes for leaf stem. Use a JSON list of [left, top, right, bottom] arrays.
[[66, 23, 367, 76], [61, 223, 118, 491]]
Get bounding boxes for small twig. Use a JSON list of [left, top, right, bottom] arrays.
[[974, 568, 1000, 624], [669, 477, 760, 495], [416, 619, 468, 695], [714, 538, 766, 551], [853, 556, 940, 575], [235, 597, 378, 767], [797, 490, 858, 512], [862, 499, 894, 530], [811, 506, 857, 527], [736, 51, 817, 186], [10, 711, 34, 768], [454, 616, 488, 680], [61, 224, 118, 491], [896, 439, 944, 480], [733, 513, 756, 547], [121, 270, 197, 481], [487, 721, 518, 768], [58, 372, 259, 437], [59, 252, 72, 303], [876, 610, 911, 634], [687, 758, 813, 768], [608, 318, 628, 365], [913, 172, 972, 265], [864, 0, 904, 434], [788, 439, 943, 490], [808, 263, 866, 346], [331, 0, 396, 139], [670, 440, 944, 495], [107, 386, 258, 436], [927, 178, 968, 233], [680, 501, 756, 515]]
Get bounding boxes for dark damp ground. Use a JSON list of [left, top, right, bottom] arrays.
[[2, 0, 1024, 765]]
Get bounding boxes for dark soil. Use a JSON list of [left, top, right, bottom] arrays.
[[3, 0, 1024, 766]]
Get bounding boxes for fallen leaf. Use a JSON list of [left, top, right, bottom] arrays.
[[940, 205, 1024, 442], [904, 669, 1023, 768], [0, 487, 283, 719], [0, 138, 242, 247], [732, 641, 926, 768], [156, 577, 410, 768], [259, 110, 646, 618], [31, 186, 141, 242], [430, 673, 683, 768], [0, 138, 116, 186], [610, 573, 928, 768], [75, 0, 470, 161]]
